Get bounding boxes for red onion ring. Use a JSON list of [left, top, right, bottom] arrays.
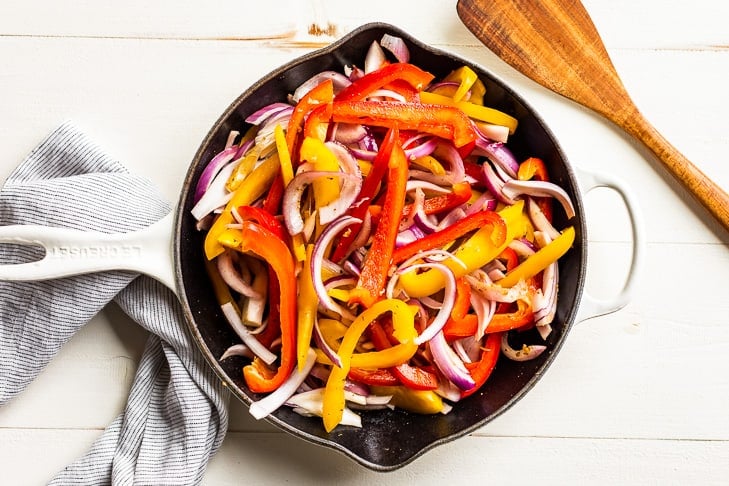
[[380, 33, 410, 63], [503, 179, 576, 219], [500, 334, 547, 362], [220, 302, 276, 365], [429, 331, 476, 391]]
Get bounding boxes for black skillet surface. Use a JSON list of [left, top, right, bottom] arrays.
[[175, 22, 587, 471]]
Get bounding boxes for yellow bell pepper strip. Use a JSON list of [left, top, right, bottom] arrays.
[[329, 100, 477, 148], [217, 221, 297, 394], [299, 137, 340, 210], [329, 127, 397, 263], [334, 62, 435, 102], [443, 65, 482, 103], [369, 321, 438, 390], [297, 245, 317, 371], [274, 124, 294, 186], [349, 131, 408, 309], [204, 154, 280, 260], [498, 226, 575, 288], [398, 200, 529, 298], [322, 298, 418, 432], [392, 209, 506, 265], [370, 386, 444, 414], [226, 144, 261, 192], [203, 257, 235, 307], [419, 91, 518, 135], [461, 331, 502, 399]]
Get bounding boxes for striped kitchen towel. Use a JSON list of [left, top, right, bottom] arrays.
[[0, 122, 229, 485]]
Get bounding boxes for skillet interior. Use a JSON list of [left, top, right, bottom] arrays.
[[175, 22, 587, 471]]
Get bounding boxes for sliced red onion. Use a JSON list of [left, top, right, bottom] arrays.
[[398, 263, 456, 345], [434, 372, 463, 402], [245, 102, 293, 125], [500, 334, 547, 362], [469, 289, 496, 340], [367, 89, 407, 102], [474, 140, 519, 178], [321, 142, 364, 225], [527, 197, 561, 241], [283, 170, 357, 235], [364, 40, 386, 73], [508, 237, 537, 257], [467, 270, 532, 304], [342, 260, 361, 277], [482, 162, 516, 205], [312, 216, 361, 321], [292, 71, 352, 104], [224, 130, 240, 149], [434, 142, 466, 185], [533, 232, 558, 327], [503, 179, 575, 219], [396, 226, 423, 248], [215, 251, 262, 300], [220, 302, 276, 365], [405, 179, 452, 195], [405, 137, 439, 162], [474, 122, 509, 144], [430, 331, 476, 390], [190, 158, 238, 220], [435, 207, 466, 232], [249, 347, 317, 420], [220, 343, 253, 361], [286, 388, 362, 427], [233, 137, 255, 160], [241, 257, 268, 327], [192, 145, 238, 205], [332, 123, 367, 144], [380, 33, 410, 63]]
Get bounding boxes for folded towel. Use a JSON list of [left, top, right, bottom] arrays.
[[0, 122, 229, 485]]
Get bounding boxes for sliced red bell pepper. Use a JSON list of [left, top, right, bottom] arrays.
[[236, 205, 285, 240], [461, 331, 501, 399], [348, 366, 399, 386], [329, 126, 398, 263], [349, 129, 408, 308], [329, 100, 477, 148], [518, 157, 553, 221], [261, 174, 285, 215], [302, 102, 333, 141], [286, 79, 334, 161], [401, 182, 472, 218], [369, 321, 438, 391], [334, 62, 434, 102], [443, 298, 534, 339], [392, 210, 506, 265], [218, 221, 297, 394]]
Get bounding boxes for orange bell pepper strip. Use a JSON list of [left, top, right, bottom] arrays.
[[217, 221, 297, 394], [461, 331, 501, 399], [329, 127, 398, 263], [443, 298, 534, 339], [369, 321, 438, 391], [391, 209, 506, 265], [348, 366, 399, 386], [286, 79, 334, 161], [329, 100, 477, 148], [334, 62, 434, 102], [349, 129, 408, 308]]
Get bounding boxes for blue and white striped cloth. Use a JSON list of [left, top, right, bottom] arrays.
[[0, 122, 229, 485]]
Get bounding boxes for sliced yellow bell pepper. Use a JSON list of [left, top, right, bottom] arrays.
[[419, 91, 518, 134], [370, 385, 444, 414], [498, 226, 575, 288], [443, 66, 482, 104], [274, 124, 294, 187], [297, 245, 317, 371], [204, 154, 280, 260], [299, 137, 340, 211], [322, 299, 418, 432], [411, 154, 446, 175], [397, 200, 529, 298]]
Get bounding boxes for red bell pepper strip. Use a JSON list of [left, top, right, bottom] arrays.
[[329, 127, 398, 263], [401, 182, 472, 218], [443, 298, 534, 339], [518, 157, 553, 221], [218, 221, 297, 393], [392, 210, 506, 265], [369, 321, 438, 391], [302, 102, 333, 141], [261, 174, 285, 215], [286, 79, 334, 161], [461, 331, 501, 398], [236, 205, 285, 240], [348, 366, 399, 386], [329, 100, 477, 148], [349, 129, 408, 308], [334, 62, 434, 102]]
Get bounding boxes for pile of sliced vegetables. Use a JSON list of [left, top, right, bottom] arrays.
[[192, 34, 576, 432]]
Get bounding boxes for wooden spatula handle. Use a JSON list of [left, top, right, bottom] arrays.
[[623, 112, 729, 232]]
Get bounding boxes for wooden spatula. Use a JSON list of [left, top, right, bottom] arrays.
[[457, 0, 729, 233]]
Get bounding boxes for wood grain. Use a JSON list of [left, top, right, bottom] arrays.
[[457, 0, 729, 233]]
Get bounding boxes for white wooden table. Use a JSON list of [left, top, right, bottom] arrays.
[[1, 1, 728, 484]]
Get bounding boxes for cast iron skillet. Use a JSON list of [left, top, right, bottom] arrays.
[[175, 23, 640, 470], [0, 22, 642, 472]]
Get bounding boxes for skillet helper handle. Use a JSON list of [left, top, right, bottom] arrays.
[[574, 167, 645, 323], [0, 213, 176, 292]]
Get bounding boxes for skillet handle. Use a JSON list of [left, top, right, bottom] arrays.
[[574, 167, 645, 323], [0, 213, 177, 293]]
